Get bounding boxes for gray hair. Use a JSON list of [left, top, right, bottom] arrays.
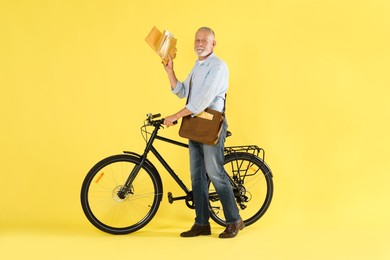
[[197, 27, 215, 38]]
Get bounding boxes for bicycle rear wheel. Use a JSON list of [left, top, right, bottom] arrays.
[[209, 152, 273, 227], [80, 154, 163, 234]]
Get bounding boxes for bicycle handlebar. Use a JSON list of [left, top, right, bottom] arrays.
[[145, 113, 177, 127], [147, 113, 161, 119]]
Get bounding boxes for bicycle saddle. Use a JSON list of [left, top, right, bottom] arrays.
[[226, 131, 232, 138]]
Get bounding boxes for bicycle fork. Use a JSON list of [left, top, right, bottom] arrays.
[[117, 125, 160, 200], [117, 163, 142, 200]]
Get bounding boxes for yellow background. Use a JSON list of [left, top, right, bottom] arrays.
[[1, 0, 389, 259]]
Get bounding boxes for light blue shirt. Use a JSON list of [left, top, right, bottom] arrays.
[[172, 53, 228, 116]]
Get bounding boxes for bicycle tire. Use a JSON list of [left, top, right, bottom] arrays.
[[209, 152, 273, 227], [80, 154, 163, 234]]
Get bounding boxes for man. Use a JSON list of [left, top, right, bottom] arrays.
[[163, 27, 244, 238]]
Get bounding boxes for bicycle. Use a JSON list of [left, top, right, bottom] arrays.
[[80, 113, 273, 235]]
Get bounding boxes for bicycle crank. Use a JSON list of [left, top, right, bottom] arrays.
[[167, 192, 195, 209]]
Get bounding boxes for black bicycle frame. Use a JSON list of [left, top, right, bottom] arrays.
[[121, 121, 247, 204]]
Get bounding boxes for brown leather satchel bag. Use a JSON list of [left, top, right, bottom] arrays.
[[179, 108, 224, 145]]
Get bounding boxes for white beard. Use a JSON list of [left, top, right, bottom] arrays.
[[195, 48, 211, 58]]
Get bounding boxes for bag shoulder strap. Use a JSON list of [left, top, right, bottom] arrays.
[[185, 75, 193, 105]]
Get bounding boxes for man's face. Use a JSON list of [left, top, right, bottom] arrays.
[[194, 30, 216, 59]]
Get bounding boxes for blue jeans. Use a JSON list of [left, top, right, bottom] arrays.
[[188, 120, 240, 225]]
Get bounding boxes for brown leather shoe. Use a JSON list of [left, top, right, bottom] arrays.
[[219, 219, 245, 238], [180, 224, 211, 237]]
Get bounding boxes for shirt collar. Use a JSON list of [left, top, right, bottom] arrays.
[[196, 52, 215, 66]]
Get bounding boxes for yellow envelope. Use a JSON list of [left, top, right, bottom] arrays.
[[196, 111, 214, 120], [145, 26, 177, 65]]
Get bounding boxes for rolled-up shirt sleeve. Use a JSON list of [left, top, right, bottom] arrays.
[[172, 72, 192, 99], [172, 81, 186, 98]]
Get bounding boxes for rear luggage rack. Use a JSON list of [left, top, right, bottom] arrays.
[[224, 145, 265, 162]]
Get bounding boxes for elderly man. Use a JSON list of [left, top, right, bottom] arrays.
[[163, 27, 244, 238]]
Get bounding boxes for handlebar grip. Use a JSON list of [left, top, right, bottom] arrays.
[[147, 113, 161, 120], [152, 113, 161, 119], [159, 119, 177, 125]]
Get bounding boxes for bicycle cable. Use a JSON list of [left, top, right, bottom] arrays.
[[140, 121, 151, 143]]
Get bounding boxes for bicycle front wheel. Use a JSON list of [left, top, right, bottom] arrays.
[[80, 154, 163, 234], [209, 152, 273, 227]]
